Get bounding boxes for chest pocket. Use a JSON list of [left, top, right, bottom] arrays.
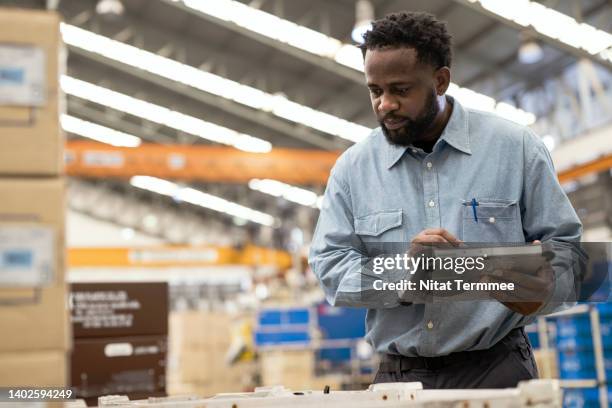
[[462, 199, 524, 243], [354, 209, 404, 250]]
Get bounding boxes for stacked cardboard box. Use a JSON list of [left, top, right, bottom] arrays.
[[70, 282, 169, 404], [259, 349, 316, 390], [167, 310, 255, 397], [0, 8, 64, 175], [534, 348, 559, 379], [0, 8, 68, 388]]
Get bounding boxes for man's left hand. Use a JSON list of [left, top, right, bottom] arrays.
[[483, 240, 554, 316]]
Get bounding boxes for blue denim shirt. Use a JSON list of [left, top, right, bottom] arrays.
[[309, 97, 582, 357]]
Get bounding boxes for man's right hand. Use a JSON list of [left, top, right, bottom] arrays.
[[411, 228, 462, 246], [398, 229, 462, 305]]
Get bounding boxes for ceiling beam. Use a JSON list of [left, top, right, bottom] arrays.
[[67, 45, 340, 150], [68, 178, 264, 245], [452, 0, 612, 71], [67, 98, 178, 144], [158, 0, 364, 85], [461, 48, 518, 89], [452, 20, 525, 87], [455, 21, 498, 51], [460, 1, 610, 97]]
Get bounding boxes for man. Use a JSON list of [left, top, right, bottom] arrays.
[[309, 11, 582, 389]]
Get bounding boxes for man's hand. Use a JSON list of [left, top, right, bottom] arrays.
[[485, 240, 554, 316], [411, 228, 463, 246], [399, 229, 462, 304]]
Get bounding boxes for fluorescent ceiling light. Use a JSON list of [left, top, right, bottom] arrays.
[[62, 21, 534, 142], [120, 227, 135, 240], [60, 23, 369, 143], [541, 134, 556, 151], [249, 178, 322, 208], [166, 0, 537, 126], [352, 0, 374, 44], [352, 22, 372, 44], [61, 114, 142, 147], [130, 176, 276, 226], [96, 0, 124, 17], [182, 0, 343, 58], [518, 40, 543, 64], [60, 76, 272, 153], [62, 78, 318, 214], [446, 84, 536, 125], [476, 0, 612, 62]]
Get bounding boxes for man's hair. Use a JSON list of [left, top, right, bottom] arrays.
[[359, 11, 453, 69]]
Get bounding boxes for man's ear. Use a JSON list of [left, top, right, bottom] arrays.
[[434, 67, 451, 96]]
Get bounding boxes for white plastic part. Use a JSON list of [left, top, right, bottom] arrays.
[[96, 379, 562, 407]]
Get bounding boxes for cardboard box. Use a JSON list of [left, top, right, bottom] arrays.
[[168, 361, 256, 398], [170, 311, 232, 351], [167, 310, 256, 397], [534, 348, 559, 379], [0, 284, 70, 352], [0, 8, 64, 175], [178, 349, 229, 384], [0, 177, 65, 284], [260, 350, 315, 389], [71, 283, 168, 339], [0, 349, 68, 387], [71, 335, 167, 399]]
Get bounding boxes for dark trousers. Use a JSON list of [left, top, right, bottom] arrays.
[[374, 328, 539, 389]]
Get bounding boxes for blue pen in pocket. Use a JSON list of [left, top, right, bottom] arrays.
[[470, 198, 479, 223]]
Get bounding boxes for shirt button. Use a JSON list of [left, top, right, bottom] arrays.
[[428, 200, 435, 207], [427, 321, 434, 330], [426, 162, 433, 169], [489, 217, 495, 223]]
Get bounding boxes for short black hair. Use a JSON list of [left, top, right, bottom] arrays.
[[359, 11, 453, 69]]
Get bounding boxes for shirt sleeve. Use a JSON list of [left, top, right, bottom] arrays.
[[520, 129, 586, 317], [308, 154, 402, 308]]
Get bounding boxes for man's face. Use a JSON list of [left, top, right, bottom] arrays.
[[364, 47, 440, 146]]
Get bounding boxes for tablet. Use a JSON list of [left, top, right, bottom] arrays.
[[432, 244, 552, 276]]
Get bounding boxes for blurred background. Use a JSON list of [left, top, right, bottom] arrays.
[[0, 0, 610, 407]]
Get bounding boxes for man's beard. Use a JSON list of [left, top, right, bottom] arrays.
[[380, 90, 440, 147]]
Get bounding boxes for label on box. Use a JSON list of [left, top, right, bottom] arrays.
[[0, 44, 45, 106], [0, 225, 54, 286], [71, 336, 167, 398], [70, 282, 168, 338]]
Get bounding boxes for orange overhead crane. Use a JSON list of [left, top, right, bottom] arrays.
[[66, 141, 611, 186], [68, 245, 293, 270], [66, 141, 339, 185], [557, 154, 612, 184]]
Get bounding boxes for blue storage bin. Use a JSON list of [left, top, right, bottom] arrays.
[[255, 307, 313, 348], [555, 314, 612, 352], [563, 387, 612, 408], [254, 330, 310, 347], [258, 307, 311, 326], [597, 302, 612, 315], [557, 337, 612, 352], [316, 303, 366, 340], [558, 351, 612, 379]]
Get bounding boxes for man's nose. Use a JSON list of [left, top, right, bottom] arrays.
[[378, 94, 399, 115]]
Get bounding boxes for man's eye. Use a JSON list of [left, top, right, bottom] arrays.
[[396, 88, 411, 95], [369, 89, 382, 96]]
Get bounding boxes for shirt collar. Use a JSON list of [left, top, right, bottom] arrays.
[[386, 96, 471, 169]]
